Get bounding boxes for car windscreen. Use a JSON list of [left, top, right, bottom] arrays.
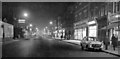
[[88, 37, 97, 41]]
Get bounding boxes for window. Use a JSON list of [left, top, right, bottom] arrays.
[[117, 2, 119, 12], [91, 8, 95, 17], [89, 25, 97, 37], [101, 8, 103, 16], [75, 6, 78, 9], [75, 15, 78, 17], [79, 3, 81, 5], [79, 12, 82, 15], [105, 6, 107, 15], [84, 9, 87, 18], [99, 9, 101, 17], [71, 11, 72, 14]]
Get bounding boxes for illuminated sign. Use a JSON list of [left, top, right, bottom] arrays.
[[18, 19, 26, 23], [87, 20, 96, 25], [108, 12, 120, 23]]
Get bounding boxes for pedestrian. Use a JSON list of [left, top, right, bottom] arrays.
[[111, 34, 118, 50], [103, 37, 109, 50]]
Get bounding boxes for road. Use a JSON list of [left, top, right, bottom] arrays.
[[2, 37, 119, 57]]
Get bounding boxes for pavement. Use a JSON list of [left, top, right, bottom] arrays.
[[2, 37, 119, 58], [102, 45, 119, 57], [0, 41, 2, 59], [62, 39, 120, 57], [3, 38, 23, 44]]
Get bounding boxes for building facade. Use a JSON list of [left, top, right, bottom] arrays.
[[107, 2, 120, 44], [74, 2, 90, 40], [73, 2, 110, 41]]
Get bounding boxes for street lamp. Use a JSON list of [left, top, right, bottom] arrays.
[[29, 24, 33, 27], [36, 28, 39, 31], [24, 13, 28, 17], [49, 21, 53, 25], [30, 28, 32, 31]]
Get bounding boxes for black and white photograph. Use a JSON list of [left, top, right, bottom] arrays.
[[0, 0, 120, 58]]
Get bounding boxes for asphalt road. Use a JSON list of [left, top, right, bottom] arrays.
[[2, 37, 119, 57]]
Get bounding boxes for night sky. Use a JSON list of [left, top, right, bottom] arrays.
[[2, 2, 71, 31]]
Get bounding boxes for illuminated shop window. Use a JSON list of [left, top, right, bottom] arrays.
[[83, 28, 86, 38], [114, 27, 118, 36], [78, 29, 83, 40], [89, 26, 97, 37], [74, 29, 78, 39]]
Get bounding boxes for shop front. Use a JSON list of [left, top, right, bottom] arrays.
[[101, 13, 120, 55], [53, 29, 65, 39], [74, 28, 83, 40], [87, 20, 97, 37], [74, 20, 88, 40], [106, 13, 120, 44]]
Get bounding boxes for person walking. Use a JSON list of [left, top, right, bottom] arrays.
[[111, 34, 118, 50], [104, 37, 109, 50]]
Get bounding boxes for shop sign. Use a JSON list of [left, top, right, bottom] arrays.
[[108, 12, 120, 23], [74, 20, 88, 26], [87, 20, 96, 25], [18, 19, 26, 23], [74, 24, 87, 29]]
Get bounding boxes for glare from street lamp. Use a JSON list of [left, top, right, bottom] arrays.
[[115, 15, 120, 18], [24, 13, 28, 17], [36, 28, 39, 31], [50, 21, 53, 25], [29, 24, 33, 27], [30, 28, 32, 31]]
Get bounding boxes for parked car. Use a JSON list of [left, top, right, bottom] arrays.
[[80, 37, 103, 50]]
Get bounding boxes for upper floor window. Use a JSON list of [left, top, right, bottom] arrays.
[[75, 14, 78, 17], [71, 11, 73, 14], [79, 12, 82, 15], [75, 6, 78, 9], [117, 2, 120, 12], [101, 8, 104, 16], [79, 3, 82, 6]]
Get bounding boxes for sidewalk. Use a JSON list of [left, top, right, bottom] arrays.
[[102, 45, 120, 56], [62, 40, 120, 57], [3, 38, 24, 44]]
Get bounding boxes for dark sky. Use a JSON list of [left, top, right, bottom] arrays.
[[2, 2, 72, 31]]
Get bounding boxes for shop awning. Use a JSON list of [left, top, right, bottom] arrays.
[[101, 23, 119, 30]]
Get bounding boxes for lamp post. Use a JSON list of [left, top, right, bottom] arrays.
[[29, 24, 33, 27], [49, 21, 53, 25], [23, 13, 28, 17]]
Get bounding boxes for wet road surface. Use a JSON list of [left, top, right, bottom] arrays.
[[2, 37, 118, 57]]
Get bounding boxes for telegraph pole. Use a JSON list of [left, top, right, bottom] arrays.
[[105, 2, 109, 50]]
